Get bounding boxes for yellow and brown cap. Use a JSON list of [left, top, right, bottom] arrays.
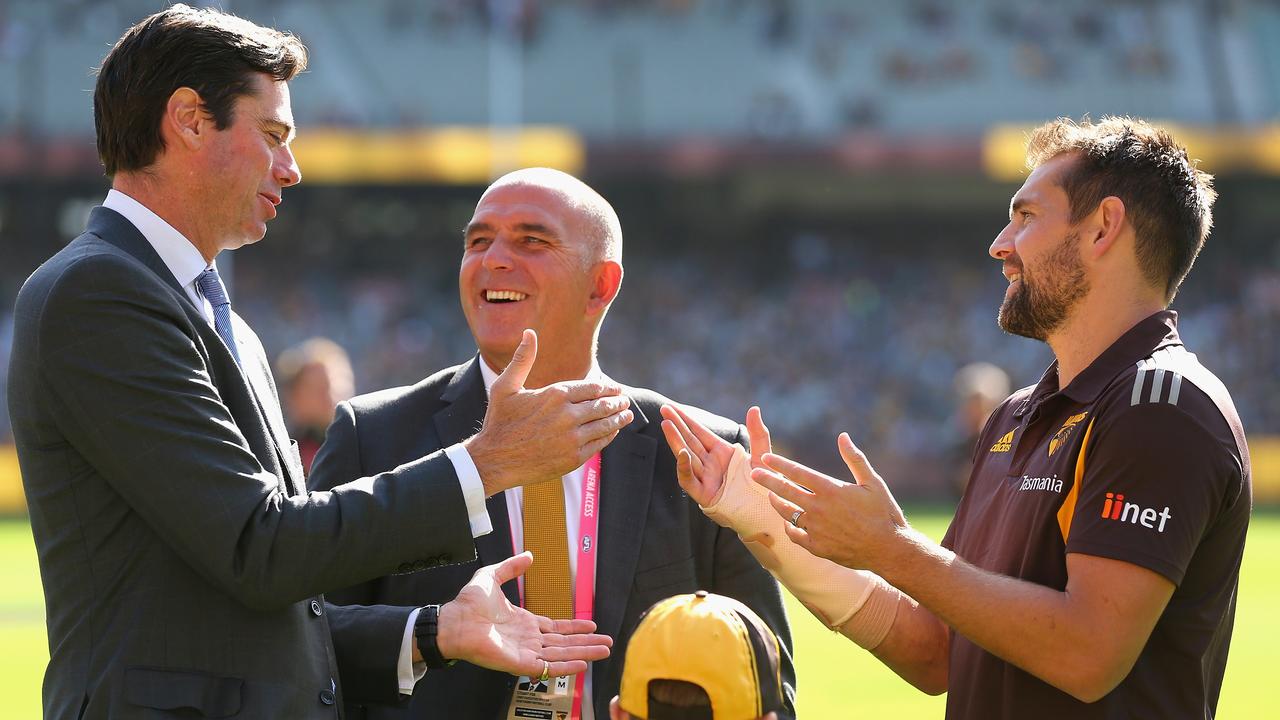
[[618, 591, 784, 720]]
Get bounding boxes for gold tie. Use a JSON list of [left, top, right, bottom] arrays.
[[522, 478, 574, 619]]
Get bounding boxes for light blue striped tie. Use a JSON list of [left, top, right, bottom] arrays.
[[196, 267, 242, 366]]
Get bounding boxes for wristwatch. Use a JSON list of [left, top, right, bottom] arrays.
[[413, 604, 457, 669]]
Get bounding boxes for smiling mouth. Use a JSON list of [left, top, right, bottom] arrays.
[[485, 290, 528, 304]]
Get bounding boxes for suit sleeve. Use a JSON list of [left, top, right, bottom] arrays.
[[326, 602, 416, 708], [708, 424, 797, 714], [35, 255, 476, 611]]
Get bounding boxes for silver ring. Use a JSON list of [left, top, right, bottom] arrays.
[[790, 509, 804, 528], [539, 660, 550, 682]]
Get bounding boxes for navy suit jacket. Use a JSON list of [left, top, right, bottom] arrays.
[[309, 358, 796, 719], [8, 207, 477, 719]]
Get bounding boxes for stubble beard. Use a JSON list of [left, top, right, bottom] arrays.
[[997, 231, 1089, 341]]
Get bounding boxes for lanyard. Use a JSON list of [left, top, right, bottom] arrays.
[[511, 453, 601, 720], [569, 452, 602, 720]]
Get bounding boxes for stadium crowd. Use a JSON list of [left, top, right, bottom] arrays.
[[2, 201, 1276, 496]]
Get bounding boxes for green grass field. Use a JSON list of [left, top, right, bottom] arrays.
[[1, 510, 1276, 718]]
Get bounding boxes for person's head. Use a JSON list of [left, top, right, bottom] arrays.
[[459, 168, 624, 386], [609, 591, 785, 720], [953, 361, 1010, 433], [989, 116, 1216, 341], [95, 4, 307, 257], [276, 337, 355, 433]]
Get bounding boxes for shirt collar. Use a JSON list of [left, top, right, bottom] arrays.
[[104, 189, 213, 292], [477, 355, 604, 396], [1022, 310, 1183, 413]]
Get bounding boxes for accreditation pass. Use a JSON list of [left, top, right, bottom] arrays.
[[506, 674, 573, 720]]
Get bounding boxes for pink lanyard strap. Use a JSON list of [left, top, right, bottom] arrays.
[[569, 453, 602, 720]]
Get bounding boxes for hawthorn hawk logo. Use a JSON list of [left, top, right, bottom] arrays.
[[1048, 412, 1089, 457]]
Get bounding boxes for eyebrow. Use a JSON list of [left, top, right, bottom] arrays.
[[463, 221, 560, 239], [260, 117, 296, 143]]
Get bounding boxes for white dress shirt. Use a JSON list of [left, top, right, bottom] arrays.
[[102, 190, 495, 695], [478, 359, 601, 720]]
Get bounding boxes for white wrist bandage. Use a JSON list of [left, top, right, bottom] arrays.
[[703, 446, 899, 649]]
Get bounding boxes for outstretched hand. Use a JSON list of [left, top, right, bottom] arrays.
[[750, 432, 909, 572], [436, 552, 612, 677], [659, 404, 772, 506]]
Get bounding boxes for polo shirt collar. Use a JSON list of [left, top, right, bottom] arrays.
[[1021, 311, 1183, 416]]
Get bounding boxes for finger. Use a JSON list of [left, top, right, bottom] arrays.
[[577, 429, 622, 461], [675, 448, 705, 498], [574, 395, 633, 425], [671, 405, 726, 455], [663, 405, 709, 458], [539, 644, 612, 663], [490, 551, 534, 585], [538, 631, 614, 648], [541, 618, 604, 637], [660, 418, 691, 458], [761, 452, 842, 494], [745, 406, 772, 459], [545, 660, 589, 677], [766, 486, 805, 523], [782, 522, 813, 550], [577, 409, 634, 444], [560, 379, 625, 403], [491, 329, 536, 395], [750, 467, 813, 508], [837, 432, 887, 491]]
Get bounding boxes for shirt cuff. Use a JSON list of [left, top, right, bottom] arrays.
[[445, 443, 493, 538], [398, 608, 427, 695]]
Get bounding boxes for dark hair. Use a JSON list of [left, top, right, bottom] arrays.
[[1025, 117, 1217, 302], [647, 679, 712, 720], [94, 3, 307, 177]]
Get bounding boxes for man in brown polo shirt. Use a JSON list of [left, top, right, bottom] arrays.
[[728, 117, 1250, 718]]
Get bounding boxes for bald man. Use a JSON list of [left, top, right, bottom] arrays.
[[308, 169, 794, 720]]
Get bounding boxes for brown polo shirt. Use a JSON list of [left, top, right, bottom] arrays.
[[942, 311, 1251, 719]]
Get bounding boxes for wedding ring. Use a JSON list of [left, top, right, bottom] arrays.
[[539, 660, 550, 682], [790, 509, 804, 528]]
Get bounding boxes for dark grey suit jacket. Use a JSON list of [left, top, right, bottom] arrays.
[[308, 359, 796, 719], [7, 208, 478, 719]]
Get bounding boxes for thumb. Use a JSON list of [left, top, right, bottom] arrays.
[[492, 551, 534, 585], [493, 329, 537, 395], [745, 406, 772, 463], [837, 433, 887, 491]]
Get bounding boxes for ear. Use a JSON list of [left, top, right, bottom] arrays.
[[587, 260, 623, 315], [608, 696, 627, 720], [1083, 196, 1128, 261], [164, 87, 211, 152]]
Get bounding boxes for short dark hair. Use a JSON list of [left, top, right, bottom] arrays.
[[1025, 116, 1217, 302], [646, 679, 712, 720], [94, 3, 307, 177]]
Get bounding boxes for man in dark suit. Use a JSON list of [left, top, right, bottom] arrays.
[[7, 7, 626, 719], [310, 168, 796, 719]]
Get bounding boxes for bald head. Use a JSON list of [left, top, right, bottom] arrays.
[[481, 168, 623, 265]]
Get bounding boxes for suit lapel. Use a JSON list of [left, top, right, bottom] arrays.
[[593, 397, 656, 648], [93, 207, 293, 493], [234, 321, 303, 496], [434, 359, 519, 606]]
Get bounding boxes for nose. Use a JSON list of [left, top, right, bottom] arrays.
[[989, 224, 1014, 260], [481, 235, 515, 271], [276, 145, 302, 187]]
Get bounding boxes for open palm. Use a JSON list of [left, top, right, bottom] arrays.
[[659, 405, 772, 506]]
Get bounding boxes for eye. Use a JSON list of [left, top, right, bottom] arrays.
[[466, 236, 491, 249], [523, 235, 547, 245], [267, 131, 285, 146]]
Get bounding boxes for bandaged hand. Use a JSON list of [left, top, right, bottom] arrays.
[[660, 405, 899, 649]]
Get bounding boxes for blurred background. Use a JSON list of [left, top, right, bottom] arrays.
[[1, 0, 1278, 717]]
